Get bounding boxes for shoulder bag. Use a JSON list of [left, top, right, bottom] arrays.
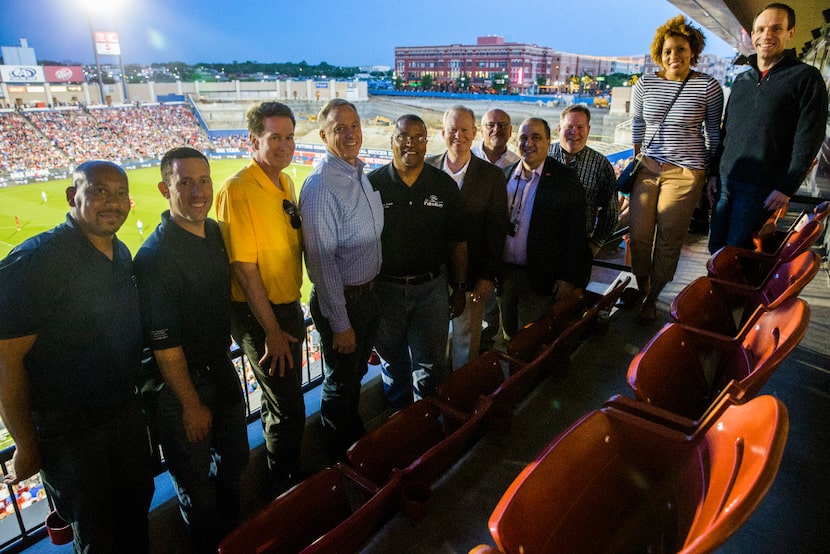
[[616, 72, 692, 194]]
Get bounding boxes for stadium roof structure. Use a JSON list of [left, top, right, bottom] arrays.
[[668, 0, 827, 59]]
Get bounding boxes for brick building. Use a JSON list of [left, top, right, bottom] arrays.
[[394, 36, 730, 93]]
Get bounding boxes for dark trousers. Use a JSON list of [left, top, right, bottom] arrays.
[[230, 301, 305, 489], [309, 285, 380, 459], [36, 400, 155, 553], [153, 365, 249, 553], [709, 177, 772, 253]]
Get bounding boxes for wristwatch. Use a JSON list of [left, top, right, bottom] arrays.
[[450, 281, 468, 292]]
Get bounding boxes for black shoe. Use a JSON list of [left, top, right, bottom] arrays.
[[688, 219, 709, 235], [619, 287, 646, 309], [635, 299, 657, 325]]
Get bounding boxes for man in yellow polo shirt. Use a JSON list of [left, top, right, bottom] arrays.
[[216, 101, 305, 497]]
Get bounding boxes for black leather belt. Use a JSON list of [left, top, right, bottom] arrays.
[[344, 278, 378, 296], [380, 270, 442, 286]]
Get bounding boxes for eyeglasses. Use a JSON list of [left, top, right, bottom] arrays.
[[282, 199, 302, 229], [393, 134, 429, 145], [483, 122, 510, 130]]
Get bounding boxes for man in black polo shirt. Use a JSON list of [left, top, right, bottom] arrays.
[[368, 114, 468, 410], [134, 147, 249, 552], [0, 160, 154, 552]]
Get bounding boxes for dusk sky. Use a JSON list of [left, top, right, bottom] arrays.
[[1, 0, 739, 67]]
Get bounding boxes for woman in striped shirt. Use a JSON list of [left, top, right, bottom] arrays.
[[629, 15, 724, 324]]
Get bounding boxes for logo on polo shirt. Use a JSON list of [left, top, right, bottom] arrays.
[[423, 195, 444, 208]]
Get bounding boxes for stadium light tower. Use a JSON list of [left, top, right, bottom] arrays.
[[86, 10, 105, 103], [82, 0, 128, 104]]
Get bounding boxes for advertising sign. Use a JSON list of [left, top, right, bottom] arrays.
[[0, 65, 46, 83], [94, 31, 121, 56], [44, 66, 84, 83]]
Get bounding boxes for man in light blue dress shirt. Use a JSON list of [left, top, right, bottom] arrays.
[[299, 99, 384, 459]]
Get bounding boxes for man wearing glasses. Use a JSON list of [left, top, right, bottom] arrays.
[[471, 108, 518, 352], [427, 105, 508, 369], [216, 101, 306, 497], [368, 115, 467, 410], [472, 109, 520, 169], [300, 99, 384, 460]]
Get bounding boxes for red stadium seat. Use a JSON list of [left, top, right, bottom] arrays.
[[507, 276, 630, 365], [707, 219, 824, 286], [217, 464, 400, 554], [481, 394, 789, 554], [345, 396, 492, 495], [627, 297, 809, 420], [753, 201, 828, 255], [438, 314, 600, 435], [671, 250, 820, 335]]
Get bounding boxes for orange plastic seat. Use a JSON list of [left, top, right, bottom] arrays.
[[438, 320, 597, 434], [218, 464, 400, 554], [438, 350, 511, 416], [707, 219, 824, 286], [753, 201, 829, 254], [671, 250, 820, 335], [483, 394, 789, 554], [627, 297, 809, 420], [345, 395, 491, 492], [812, 200, 829, 222], [507, 276, 630, 364], [505, 294, 585, 363], [491, 315, 599, 418]]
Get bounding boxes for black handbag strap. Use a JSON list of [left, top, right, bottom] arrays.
[[643, 71, 693, 150]]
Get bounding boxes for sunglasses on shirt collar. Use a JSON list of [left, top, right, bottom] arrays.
[[283, 199, 302, 229]]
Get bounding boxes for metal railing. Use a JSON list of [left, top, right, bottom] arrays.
[[0, 318, 325, 553]]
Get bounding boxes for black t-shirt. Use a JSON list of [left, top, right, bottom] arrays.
[[368, 163, 466, 277]]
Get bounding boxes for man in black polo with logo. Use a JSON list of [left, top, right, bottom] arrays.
[[134, 147, 248, 552], [368, 114, 468, 410], [0, 160, 154, 552]]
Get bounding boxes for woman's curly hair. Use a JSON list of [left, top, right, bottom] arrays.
[[650, 15, 706, 67]]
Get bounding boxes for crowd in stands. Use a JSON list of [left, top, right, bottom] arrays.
[[0, 111, 70, 174], [211, 133, 250, 152], [0, 104, 229, 176]]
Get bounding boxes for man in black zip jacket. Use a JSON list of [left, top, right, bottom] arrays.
[[708, 2, 828, 253]]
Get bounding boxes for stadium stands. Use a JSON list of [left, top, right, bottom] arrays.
[[1, 104, 222, 180]]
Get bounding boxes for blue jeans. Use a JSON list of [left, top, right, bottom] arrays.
[[36, 400, 154, 553], [310, 285, 380, 458], [374, 274, 449, 410], [709, 177, 772, 253], [230, 301, 305, 488], [153, 366, 249, 552]]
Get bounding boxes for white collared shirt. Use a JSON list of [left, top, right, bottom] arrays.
[[472, 144, 521, 169], [441, 156, 471, 189], [503, 163, 542, 265]]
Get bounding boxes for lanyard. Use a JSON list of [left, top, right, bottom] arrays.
[[509, 174, 530, 219]]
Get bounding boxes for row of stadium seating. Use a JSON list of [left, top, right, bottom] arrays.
[[473, 203, 826, 553], [216, 199, 823, 551]]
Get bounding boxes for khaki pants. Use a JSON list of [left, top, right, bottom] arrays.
[[629, 156, 706, 284]]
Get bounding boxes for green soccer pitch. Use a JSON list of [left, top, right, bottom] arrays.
[[0, 160, 315, 300]]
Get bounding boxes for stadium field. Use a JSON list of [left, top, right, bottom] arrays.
[[0, 160, 315, 299]]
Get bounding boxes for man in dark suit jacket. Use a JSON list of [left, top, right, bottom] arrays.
[[426, 105, 508, 369], [500, 117, 592, 338]]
